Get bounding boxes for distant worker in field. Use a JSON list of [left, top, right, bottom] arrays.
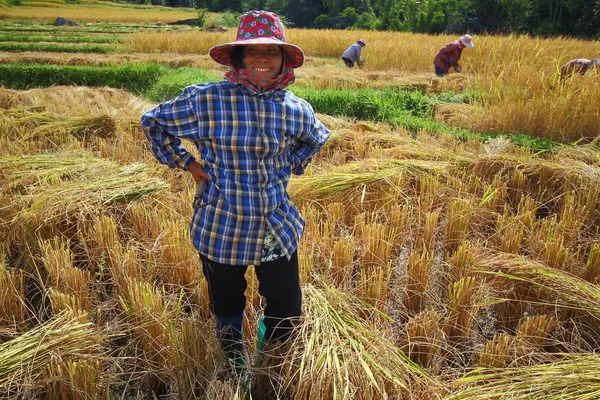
[[342, 39, 366, 68], [560, 58, 600, 80], [433, 34, 474, 77]]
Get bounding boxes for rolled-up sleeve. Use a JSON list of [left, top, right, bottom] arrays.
[[140, 87, 200, 170], [290, 106, 330, 175]]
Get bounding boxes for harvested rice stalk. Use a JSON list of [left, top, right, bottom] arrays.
[[448, 353, 600, 400], [478, 253, 600, 330], [0, 150, 168, 228], [289, 158, 459, 200], [473, 154, 600, 203], [25, 114, 116, 140], [0, 310, 104, 395], [0, 247, 27, 334], [284, 284, 442, 400]]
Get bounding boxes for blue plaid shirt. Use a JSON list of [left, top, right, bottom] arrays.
[[141, 81, 330, 265]]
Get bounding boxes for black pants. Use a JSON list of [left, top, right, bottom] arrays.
[[435, 66, 448, 76], [200, 251, 302, 342]]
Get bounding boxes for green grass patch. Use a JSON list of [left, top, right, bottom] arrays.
[[480, 132, 559, 152], [0, 42, 117, 53], [0, 63, 166, 93], [143, 67, 223, 102], [290, 86, 474, 138]]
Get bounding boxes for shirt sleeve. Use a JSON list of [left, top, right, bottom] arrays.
[[290, 105, 331, 175], [140, 86, 200, 171]]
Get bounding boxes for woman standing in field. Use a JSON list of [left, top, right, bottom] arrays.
[[433, 34, 474, 76], [141, 10, 330, 376]]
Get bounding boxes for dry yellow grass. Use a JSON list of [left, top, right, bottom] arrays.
[[0, 1, 198, 22], [1, 16, 599, 395]]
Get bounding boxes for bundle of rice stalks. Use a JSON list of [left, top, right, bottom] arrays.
[[473, 154, 600, 208], [288, 158, 459, 201], [285, 284, 442, 399], [448, 353, 600, 399], [4, 110, 117, 141], [0, 150, 168, 231], [478, 253, 600, 332], [0, 310, 104, 396]]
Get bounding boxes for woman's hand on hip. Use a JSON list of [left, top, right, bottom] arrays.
[[188, 161, 211, 184]]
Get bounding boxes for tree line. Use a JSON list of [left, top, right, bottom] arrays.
[[145, 0, 600, 38]]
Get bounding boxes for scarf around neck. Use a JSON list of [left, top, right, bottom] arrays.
[[224, 56, 296, 94]]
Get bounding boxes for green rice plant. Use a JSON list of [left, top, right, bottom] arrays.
[[0, 310, 104, 396], [0, 33, 120, 44], [143, 67, 221, 102], [0, 63, 166, 93], [0, 42, 117, 53], [284, 284, 442, 399], [448, 353, 600, 399]]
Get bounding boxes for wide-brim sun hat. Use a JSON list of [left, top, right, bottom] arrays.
[[460, 34, 474, 48], [357, 38, 366, 46], [209, 10, 304, 69]]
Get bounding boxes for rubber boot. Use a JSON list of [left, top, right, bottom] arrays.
[[215, 313, 246, 375], [255, 317, 267, 368]]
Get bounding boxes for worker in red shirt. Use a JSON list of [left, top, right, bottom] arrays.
[[433, 34, 474, 77], [560, 58, 600, 80]]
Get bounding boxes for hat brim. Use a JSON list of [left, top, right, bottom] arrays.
[[461, 40, 474, 48], [209, 38, 304, 69]]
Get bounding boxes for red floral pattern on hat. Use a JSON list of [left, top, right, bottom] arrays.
[[209, 10, 304, 69]]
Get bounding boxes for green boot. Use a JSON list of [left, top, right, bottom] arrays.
[[255, 317, 267, 368]]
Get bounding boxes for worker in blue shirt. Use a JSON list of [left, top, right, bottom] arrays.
[[342, 38, 366, 68]]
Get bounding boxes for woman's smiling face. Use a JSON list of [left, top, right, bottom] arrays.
[[243, 44, 283, 80]]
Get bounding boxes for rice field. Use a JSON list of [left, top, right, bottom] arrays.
[[1, 3, 600, 400]]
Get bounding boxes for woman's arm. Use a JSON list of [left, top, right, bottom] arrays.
[[141, 86, 201, 171]]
